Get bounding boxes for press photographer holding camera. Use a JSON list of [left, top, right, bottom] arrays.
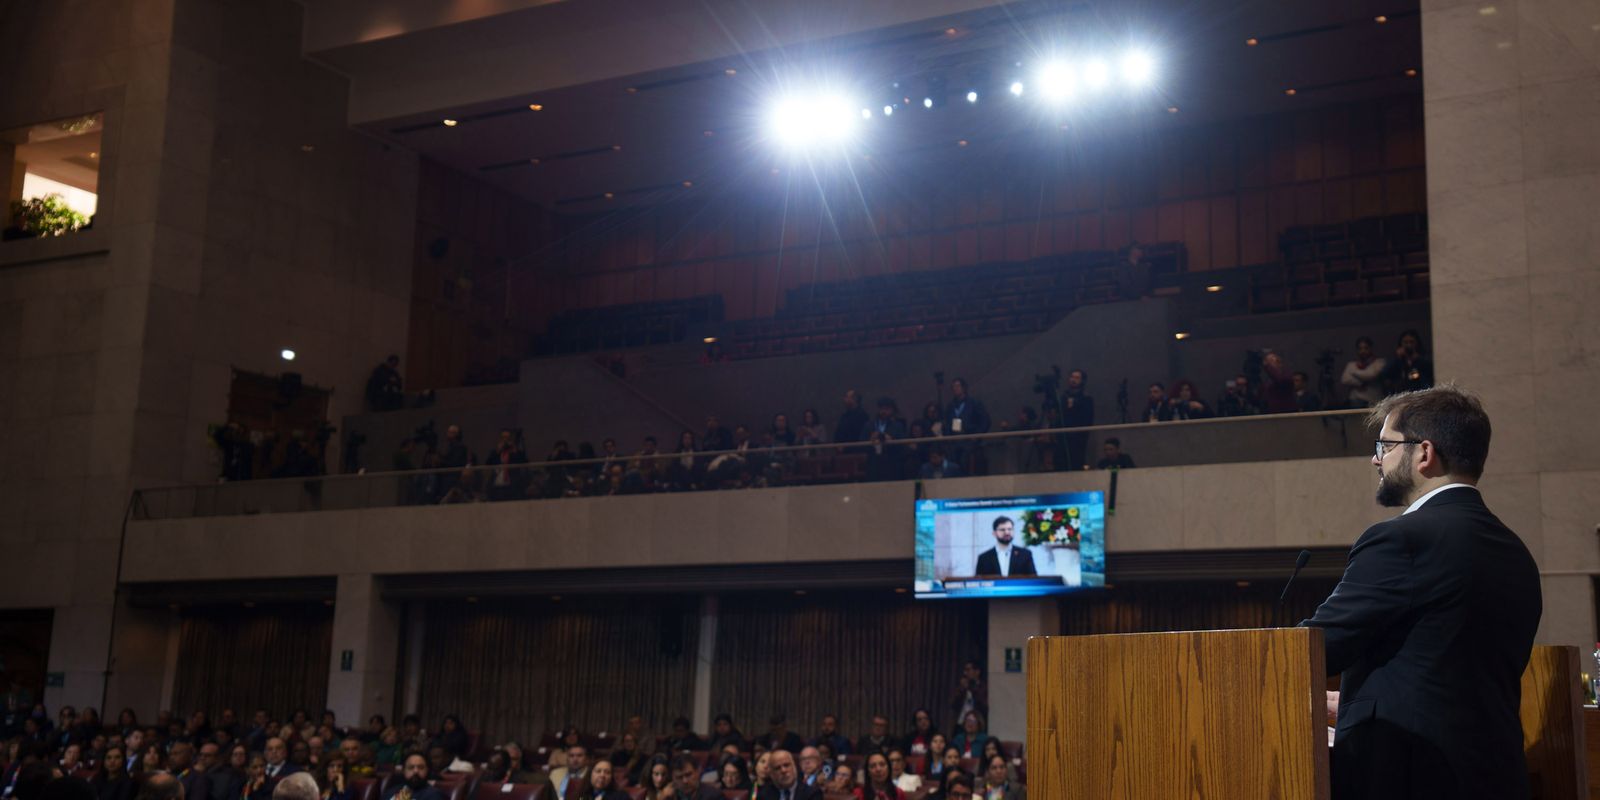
[[1381, 328, 1434, 394]]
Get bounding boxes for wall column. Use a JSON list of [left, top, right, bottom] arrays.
[[103, 598, 180, 721], [691, 594, 718, 734], [327, 574, 402, 725], [985, 598, 1059, 743]]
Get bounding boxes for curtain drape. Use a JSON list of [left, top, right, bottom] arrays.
[[172, 605, 333, 718], [416, 597, 701, 745], [709, 593, 986, 739]]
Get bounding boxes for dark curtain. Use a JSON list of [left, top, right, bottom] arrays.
[[172, 605, 333, 718], [1057, 579, 1340, 634], [710, 593, 986, 739], [416, 597, 700, 745]]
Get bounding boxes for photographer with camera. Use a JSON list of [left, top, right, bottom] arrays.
[[486, 428, 529, 502], [1381, 328, 1434, 395], [1340, 336, 1388, 408]]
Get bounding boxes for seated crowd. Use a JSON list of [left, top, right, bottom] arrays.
[[214, 329, 1433, 500], [1, 694, 1020, 800]]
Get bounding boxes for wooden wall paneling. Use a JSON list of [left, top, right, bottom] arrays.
[[1070, 166, 1104, 211], [979, 184, 1004, 223], [1157, 202, 1185, 244], [980, 222, 1006, 262], [1267, 186, 1296, 243], [1384, 97, 1423, 168], [1238, 189, 1271, 265], [1351, 175, 1385, 219], [1322, 178, 1353, 225], [1207, 129, 1239, 194], [1348, 102, 1385, 174], [718, 258, 756, 319], [753, 254, 780, 318], [1182, 199, 1212, 270], [1234, 121, 1270, 189], [1209, 196, 1238, 269], [1180, 134, 1208, 197], [1156, 132, 1183, 199], [908, 232, 932, 270], [1267, 115, 1297, 185], [1130, 207, 1158, 245], [932, 231, 957, 268], [1050, 214, 1076, 255], [888, 235, 910, 272], [1385, 169, 1424, 214], [1005, 220, 1032, 261], [1103, 210, 1131, 252], [1293, 111, 1325, 183], [695, 262, 717, 299], [634, 266, 657, 305], [1076, 212, 1104, 252], [1321, 106, 1352, 178]]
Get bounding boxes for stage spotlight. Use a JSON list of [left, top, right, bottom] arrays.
[[1036, 61, 1075, 102], [1120, 49, 1156, 86], [923, 97, 934, 108], [1009, 81, 1024, 96], [883, 104, 894, 116], [1082, 58, 1111, 90], [767, 93, 860, 149], [966, 90, 979, 103], [861, 108, 872, 119]]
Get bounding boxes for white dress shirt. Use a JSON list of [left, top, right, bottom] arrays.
[[1402, 483, 1476, 515]]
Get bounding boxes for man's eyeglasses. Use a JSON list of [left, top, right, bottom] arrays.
[[1375, 439, 1423, 459]]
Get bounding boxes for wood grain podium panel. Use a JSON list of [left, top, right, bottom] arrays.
[[1519, 646, 1587, 800], [1027, 627, 1328, 800]]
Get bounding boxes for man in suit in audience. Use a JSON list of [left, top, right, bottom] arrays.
[[1302, 384, 1541, 800], [974, 517, 1036, 577], [757, 750, 821, 800], [262, 738, 302, 784], [381, 755, 443, 800], [670, 754, 723, 800], [548, 744, 590, 800]]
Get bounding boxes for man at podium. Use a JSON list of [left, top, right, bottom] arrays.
[[1301, 384, 1541, 800]]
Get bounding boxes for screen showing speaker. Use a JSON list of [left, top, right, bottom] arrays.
[[914, 491, 1106, 599]]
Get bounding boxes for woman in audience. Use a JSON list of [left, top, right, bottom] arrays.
[[951, 712, 988, 759], [434, 715, 469, 758], [751, 751, 771, 791], [938, 748, 962, 780], [116, 710, 139, 739], [640, 755, 672, 800], [977, 742, 1015, 784], [920, 734, 948, 778], [796, 409, 827, 450], [607, 733, 645, 786], [1166, 379, 1212, 420], [588, 759, 628, 800], [91, 746, 133, 800], [59, 743, 84, 774], [140, 744, 167, 774], [219, 744, 250, 800], [921, 403, 945, 437], [243, 754, 271, 800], [979, 755, 1021, 800], [903, 710, 936, 758], [826, 764, 855, 794], [718, 756, 752, 792], [317, 753, 352, 800], [856, 753, 903, 800], [373, 728, 402, 768], [887, 750, 920, 794]]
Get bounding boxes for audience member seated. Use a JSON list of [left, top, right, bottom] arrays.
[[1381, 328, 1434, 394], [795, 410, 827, 450], [944, 773, 974, 800], [1339, 336, 1387, 408], [853, 718, 896, 759], [588, 760, 627, 800], [919, 450, 963, 480], [700, 417, 733, 454], [380, 755, 442, 800], [548, 745, 589, 800], [950, 714, 987, 760], [763, 717, 804, 756], [796, 749, 824, 789], [1141, 384, 1173, 423], [978, 756, 1021, 800], [1291, 372, 1322, 412], [901, 711, 935, 760], [855, 754, 902, 800], [705, 715, 741, 755], [365, 356, 404, 412], [1094, 439, 1136, 470], [754, 751, 815, 800], [663, 719, 705, 755], [885, 751, 918, 795], [639, 757, 672, 800], [717, 756, 751, 793], [919, 737, 949, 781], [1258, 352, 1296, 414], [1165, 380, 1212, 420], [670, 755, 721, 800], [824, 765, 854, 796], [1216, 376, 1260, 417], [808, 716, 848, 758]]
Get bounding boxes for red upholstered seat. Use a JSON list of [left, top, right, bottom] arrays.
[[957, 758, 979, 776], [721, 791, 749, 800], [349, 777, 380, 800], [625, 789, 646, 800]]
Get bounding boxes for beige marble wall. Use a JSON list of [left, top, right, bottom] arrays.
[[1422, 0, 1600, 651]]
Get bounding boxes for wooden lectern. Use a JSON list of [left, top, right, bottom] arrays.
[[1027, 627, 1329, 800]]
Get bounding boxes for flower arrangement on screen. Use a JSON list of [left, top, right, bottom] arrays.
[[1021, 507, 1081, 547]]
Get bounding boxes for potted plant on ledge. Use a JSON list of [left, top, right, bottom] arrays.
[[4, 194, 90, 240]]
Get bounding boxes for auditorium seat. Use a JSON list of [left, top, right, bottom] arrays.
[[689, 751, 711, 769], [958, 758, 979, 776], [721, 791, 749, 800], [998, 741, 1022, 759], [349, 778, 380, 800], [906, 756, 926, 775], [841, 755, 864, 777], [824, 793, 855, 800], [625, 790, 646, 800], [437, 774, 473, 800], [474, 783, 551, 800]]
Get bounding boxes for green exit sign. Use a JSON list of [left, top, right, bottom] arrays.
[[1004, 648, 1023, 673]]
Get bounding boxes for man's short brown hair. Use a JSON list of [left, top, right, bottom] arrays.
[[1368, 382, 1492, 479]]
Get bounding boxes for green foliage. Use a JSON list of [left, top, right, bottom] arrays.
[[8, 194, 89, 237]]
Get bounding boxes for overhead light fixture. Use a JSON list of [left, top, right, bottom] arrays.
[[441, 119, 458, 127], [611, 144, 622, 151], [767, 92, 863, 149], [894, 587, 908, 594], [466, 596, 478, 603], [299, 144, 314, 152], [957, 139, 969, 147], [1174, 332, 1191, 340], [1009, 81, 1024, 96], [1082, 59, 1112, 90], [966, 90, 978, 103], [1478, 5, 1496, 14], [724, 68, 737, 76], [1246, 37, 1259, 46], [1374, 14, 1388, 23], [1284, 88, 1297, 96], [1205, 284, 1222, 292], [770, 168, 781, 175], [603, 192, 615, 199], [883, 104, 894, 116], [280, 349, 296, 361], [550, 595, 562, 601], [529, 157, 541, 165], [528, 103, 544, 111], [89, 151, 98, 158], [681, 180, 693, 187], [923, 97, 934, 108], [625, 86, 638, 93], [794, 589, 808, 596], [1235, 580, 1252, 588], [1036, 61, 1075, 102], [1119, 49, 1156, 86], [944, 27, 958, 36], [861, 108, 873, 119], [1166, 106, 1179, 113], [703, 337, 719, 344], [1404, 68, 1418, 77]]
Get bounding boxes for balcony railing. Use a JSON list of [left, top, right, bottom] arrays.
[[131, 409, 1373, 520]]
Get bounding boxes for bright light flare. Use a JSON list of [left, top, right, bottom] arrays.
[[1082, 59, 1111, 90], [1119, 49, 1156, 86], [1008, 81, 1024, 96], [965, 90, 978, 103], [767, 94, 860, 149], [1036, 61, 1076, 102]]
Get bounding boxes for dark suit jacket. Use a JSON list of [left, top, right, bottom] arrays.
[[974, 546, 1036, 577], [756, 781, 822, 800], [1302, 486, 1541, 800], [178, 770, 211, 800]]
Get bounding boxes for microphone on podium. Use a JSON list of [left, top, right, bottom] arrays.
[[1277, 549, 1312, 624]]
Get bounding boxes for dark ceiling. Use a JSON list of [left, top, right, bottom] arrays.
[[355, 0, 1422, 212]]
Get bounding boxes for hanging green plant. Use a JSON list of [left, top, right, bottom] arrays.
[[8, 194, 89, 237]]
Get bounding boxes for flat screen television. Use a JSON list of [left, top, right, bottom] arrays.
[[914, 491, 1106, 599]]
